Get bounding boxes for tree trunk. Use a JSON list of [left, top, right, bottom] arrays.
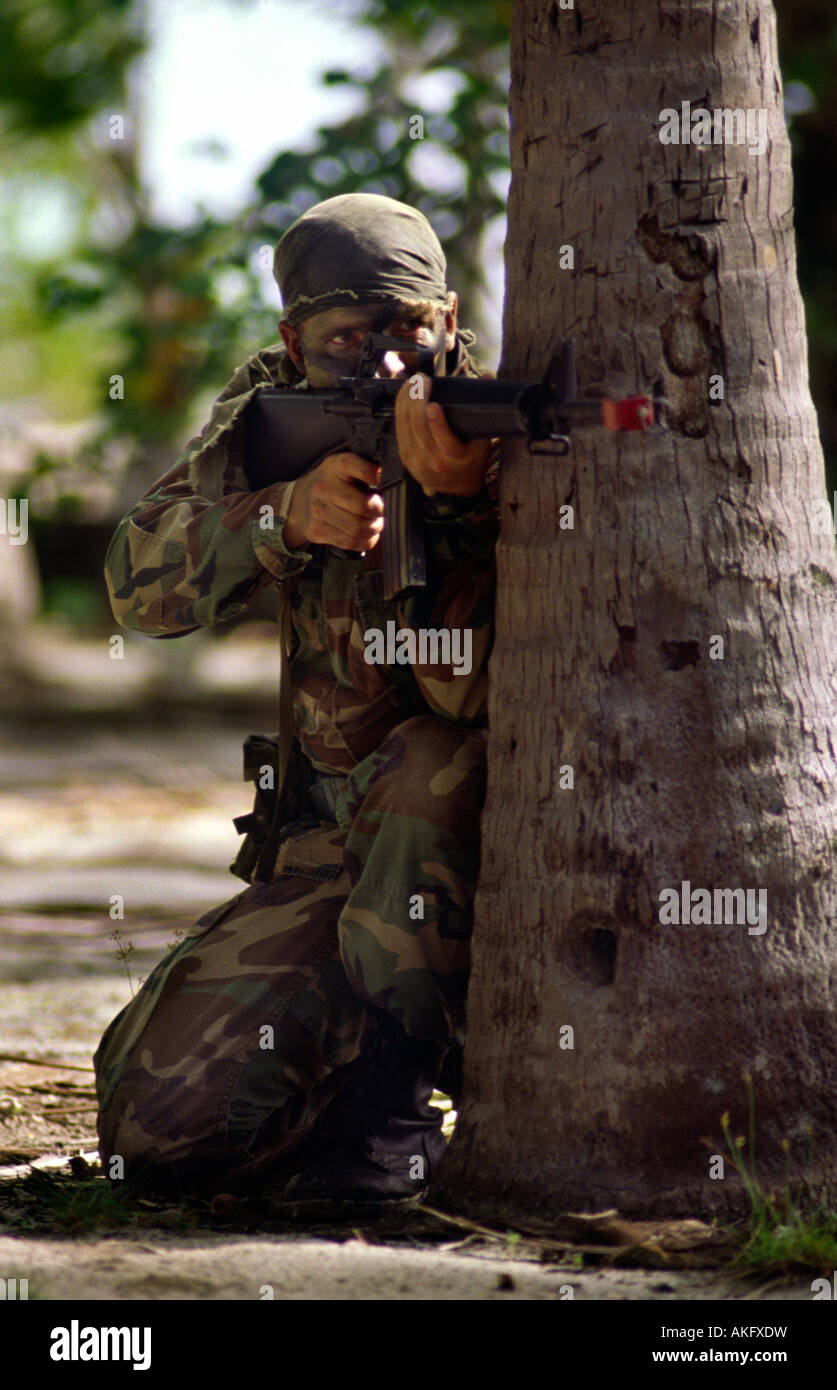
[[439, 0, 837, 1220]]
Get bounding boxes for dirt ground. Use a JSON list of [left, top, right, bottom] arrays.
[[0, 653, 821, 1300]]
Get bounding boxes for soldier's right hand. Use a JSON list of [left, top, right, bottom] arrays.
[[282, 453, 384, 552]]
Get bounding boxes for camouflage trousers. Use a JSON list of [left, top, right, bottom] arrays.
[[93, 715, 487, 1195]]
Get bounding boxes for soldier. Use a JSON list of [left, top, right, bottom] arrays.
[[94, 193, 498, 1210]]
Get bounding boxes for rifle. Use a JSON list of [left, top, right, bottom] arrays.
[[243, 334, 661, 600]]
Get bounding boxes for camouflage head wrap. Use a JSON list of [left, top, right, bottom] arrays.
[[273, 193, 450, 326]]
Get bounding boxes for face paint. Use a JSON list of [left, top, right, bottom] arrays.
[[300, 308, 448, 382]]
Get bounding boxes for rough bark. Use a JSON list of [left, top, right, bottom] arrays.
[[439, 0, 837, 1220]]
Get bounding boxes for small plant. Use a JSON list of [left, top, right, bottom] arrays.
[[21, 1170, 135, 1235], [720, 1072, 837, 1276], [110, 929, 137, 996]]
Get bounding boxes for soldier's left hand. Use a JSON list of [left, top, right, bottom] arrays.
[[395, 373, 494, 497]]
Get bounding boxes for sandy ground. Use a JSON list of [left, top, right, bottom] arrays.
[[0, 1231, 814, 1302]]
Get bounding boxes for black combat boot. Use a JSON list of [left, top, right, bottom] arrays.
[[280, 1005, 449, 1209]]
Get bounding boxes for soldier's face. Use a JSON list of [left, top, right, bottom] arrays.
[[280, 300, 457, 387]]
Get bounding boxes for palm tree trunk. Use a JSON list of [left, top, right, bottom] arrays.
[[439, 0, 837, 1220]]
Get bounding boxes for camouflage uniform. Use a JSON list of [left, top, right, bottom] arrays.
[[94, 335, 498, 1195]]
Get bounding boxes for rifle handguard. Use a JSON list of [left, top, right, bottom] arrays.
[[243, 336, 661, 598]]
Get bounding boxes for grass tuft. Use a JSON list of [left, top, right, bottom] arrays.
[[20, 1169, 135, 1234], [720, 1076, 837, 1276]]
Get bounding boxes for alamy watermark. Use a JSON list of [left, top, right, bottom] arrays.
[[812, 493, 837, 534], [658, 101, 768, 157], [364, 621, 472, 676], [659, 881, 767, 935], [0, 498, 28, 545], [50, 1321, 151, 1370], [0, 1277, 28, 1299]]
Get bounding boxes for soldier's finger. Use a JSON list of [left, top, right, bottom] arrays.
[[425, 399, 469, 459], [324, 477, 384, 520], [328, 453, 383, 490], [320, 511, 384, 550], [394, 376, 428, 471], [403, 375, 468, 466]]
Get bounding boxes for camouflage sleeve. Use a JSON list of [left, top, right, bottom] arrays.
[[397, 463, 499, 725], [104, 354, 314, 635]]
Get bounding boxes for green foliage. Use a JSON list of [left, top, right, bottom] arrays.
[[0, 0, 512, 501], [732, 1202, 837, 1278], [0, 0, 143, 133], [1, 0, 834, 505], [90, 217, 268, 447], [253, 2, 511, 330], [20, 1168, 134, 1234], [720, 1077, 837, 1276], [110, 927, 136, 996], [41, 576, 103, 626]]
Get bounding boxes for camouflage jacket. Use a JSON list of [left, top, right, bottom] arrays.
[[104, 338, 499, 819]]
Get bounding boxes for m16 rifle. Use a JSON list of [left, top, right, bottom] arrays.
[[244, 334, 661, 600]]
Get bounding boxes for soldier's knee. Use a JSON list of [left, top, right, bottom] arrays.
[[385, 714, 487, 791], [336, 715, 487, 841]]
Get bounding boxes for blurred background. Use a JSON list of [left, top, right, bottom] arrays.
[[0, 0, 512, 714], [0, 0, 834, 1148], [0, 0, 834, 702]]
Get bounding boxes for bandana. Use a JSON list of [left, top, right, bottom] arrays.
[[273, 193, 450, 326]]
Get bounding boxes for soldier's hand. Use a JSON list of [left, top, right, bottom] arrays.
[[395, 373, 493, 498], [283, 453, 384, 552]]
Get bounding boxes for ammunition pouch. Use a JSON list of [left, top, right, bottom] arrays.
[[229, 732, 317, 885]]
